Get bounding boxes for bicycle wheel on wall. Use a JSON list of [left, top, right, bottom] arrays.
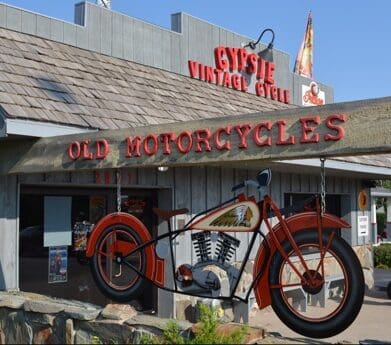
[[90, 224, 147, 302], [269, 230, 364, 338]]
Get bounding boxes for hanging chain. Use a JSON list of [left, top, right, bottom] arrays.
[[320, 158, 326, 216], [116, 170, 121, 213]]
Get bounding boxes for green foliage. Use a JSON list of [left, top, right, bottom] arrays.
[[138, 304, 248, 344], [374, 243, 391, 268], [377, 212, 386, 234]]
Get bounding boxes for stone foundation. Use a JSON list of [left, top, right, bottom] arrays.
[[0, 291, 191, 344]]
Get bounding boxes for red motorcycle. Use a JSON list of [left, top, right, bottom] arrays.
[[85, 168, 364, 338]]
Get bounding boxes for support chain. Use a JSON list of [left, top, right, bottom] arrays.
[[320, 158, 326, 216], [116, 170, 121, 213]]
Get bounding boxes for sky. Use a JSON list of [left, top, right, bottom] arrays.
[[2, 0, 390, 103]]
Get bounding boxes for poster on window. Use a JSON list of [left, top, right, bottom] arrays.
[[48, 246, 68, 283], [73, 221, 94, 251]]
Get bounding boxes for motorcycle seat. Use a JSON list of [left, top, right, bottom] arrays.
[[153, 207, 189, 220]]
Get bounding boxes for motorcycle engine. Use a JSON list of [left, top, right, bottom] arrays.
[[175, 231, 240, 297]]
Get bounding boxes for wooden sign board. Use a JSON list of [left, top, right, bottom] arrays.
[[4, 96, 391, 174]]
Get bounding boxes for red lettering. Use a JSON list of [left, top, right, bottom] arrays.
[[235, 124, 252, 148], [214, 47, 228, 70], [81, 140, 93, 160], [265, 61, 275, 84], [253, 122, 272, 146], [263, 83, 271, 98], [176, 131, 193, 153], [195, 129, 212, 152], [68, 141, 81, 160], [95, 171, 101, 184], [226, 47, 239, 71], [300, 117, 320, 143], [255, 82, 264, 96], [199, 63, 205, 81], [214, 127, 231, 150], [222, 71, 231, 87], [160, 132, 175, 155], [256, 58, 266, 80], [143, 134, 158, 156], [232, 74, 240, 90], [126, 136, 141, 157], [214, 69, 223, 85], [276, 120, 295, 145], [238, 48, 248, 72], [324, 114, 347, 141], [270, 86, 277, 100], [284, 90, 290, 104], [277, 88, 284, 103], [205, 66, 214, 83], [246, 54, 257, 74], [105, 171, 110, 185], [188, 60, 199, 78], [95, 139, 109, 159], [240, 76, 248, 92]]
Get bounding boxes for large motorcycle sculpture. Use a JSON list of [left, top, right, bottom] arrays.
[[85, 169, 364, 338]]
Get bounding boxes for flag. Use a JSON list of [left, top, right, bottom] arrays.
[[294, 11, 313, 79]]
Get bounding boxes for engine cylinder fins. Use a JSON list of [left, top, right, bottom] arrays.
[[191, 231, 212, 262], [215, 232, 241, 264]]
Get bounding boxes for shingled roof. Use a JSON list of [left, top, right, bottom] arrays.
[[0, 26, 389, 172], [0, 27, 293, 131]]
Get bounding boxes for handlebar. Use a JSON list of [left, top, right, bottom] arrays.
[[231, 179, 259, 192], [231, 181, 245, 192]]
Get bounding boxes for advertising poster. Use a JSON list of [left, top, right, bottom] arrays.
[[73, 221, 94, 251], [302, 81, 325, 106], [48, 246, 68, 283]]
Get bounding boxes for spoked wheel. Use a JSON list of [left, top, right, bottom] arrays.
[[90, 224, 146, 302], [270, 231, 364, 338]]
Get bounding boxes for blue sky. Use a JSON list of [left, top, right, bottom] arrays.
[[2, 0, 390, 103]]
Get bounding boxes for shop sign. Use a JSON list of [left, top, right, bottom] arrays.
[[67, 113, 346, 162], [357, 215, 369, 237], [188, 46, 290, 104], [302, 81, 325, 106]]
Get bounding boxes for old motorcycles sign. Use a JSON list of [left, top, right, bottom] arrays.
[[67, 114, 346, 163], [188, 47, 290, 104]]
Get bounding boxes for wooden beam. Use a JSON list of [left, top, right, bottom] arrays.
[[4, 96, 391, 175]]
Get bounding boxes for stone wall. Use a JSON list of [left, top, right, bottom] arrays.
[[0, 291, 191, 344]]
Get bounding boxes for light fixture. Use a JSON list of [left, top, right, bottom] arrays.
[[243, 28, 275, 62], [157, 166, 169, 172]]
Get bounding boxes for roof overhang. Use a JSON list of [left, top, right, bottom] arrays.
[[2, 118, 95, 138]]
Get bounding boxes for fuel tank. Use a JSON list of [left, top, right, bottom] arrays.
[[189, 201, 260, 232]]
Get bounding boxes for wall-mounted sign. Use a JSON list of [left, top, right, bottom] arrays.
[[302, 81, 325, 106], [66, 114, 347, 161], [188, 47, 290, 104], [358, 190, 368, 211], [357, 215, 369, 237]]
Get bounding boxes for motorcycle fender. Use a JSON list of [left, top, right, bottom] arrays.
[[253, 212, 350, 309], [85, 212, 157, 281]]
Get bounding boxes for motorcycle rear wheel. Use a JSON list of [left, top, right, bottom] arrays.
[[269, 230, 364, 338], [90, 224, 146, 302]]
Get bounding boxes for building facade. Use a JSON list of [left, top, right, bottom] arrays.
[[0, 2, 390, 318]]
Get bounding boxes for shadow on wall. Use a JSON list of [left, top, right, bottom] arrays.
[[0, 260, 5, 290]]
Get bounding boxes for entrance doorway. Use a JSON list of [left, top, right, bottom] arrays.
[[19, 185, 158, 311]]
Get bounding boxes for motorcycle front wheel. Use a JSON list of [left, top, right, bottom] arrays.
[[269, 230, 364, 338]]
